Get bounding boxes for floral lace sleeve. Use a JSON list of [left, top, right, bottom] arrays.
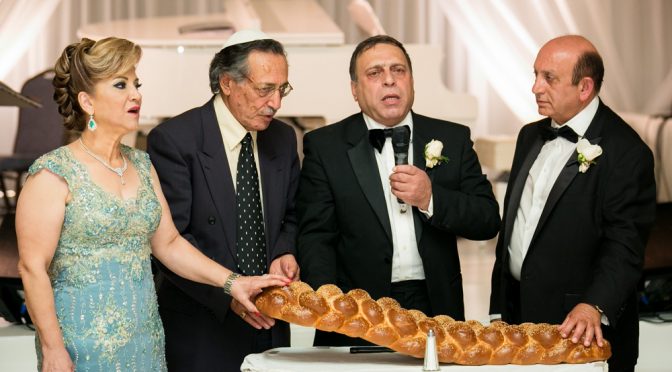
[[27, 147, 74, 189]]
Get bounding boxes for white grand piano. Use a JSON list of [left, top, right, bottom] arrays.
[[77, 0, 477, 131]]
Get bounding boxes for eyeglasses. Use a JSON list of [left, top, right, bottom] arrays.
[[244, 75, 293, 98]]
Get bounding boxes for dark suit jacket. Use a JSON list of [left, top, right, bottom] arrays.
[[147, 97, 299, 371], [489, 101, 656, 369], [297, 112, 500, 346]]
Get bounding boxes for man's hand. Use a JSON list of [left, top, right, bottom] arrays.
[[269, 254, 300, 281], [230, 298, 275, 330], [558, 303, 604, 347], [389, 165, 432, 210]]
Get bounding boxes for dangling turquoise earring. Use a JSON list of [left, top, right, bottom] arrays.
[[88, 114, 97, 131]]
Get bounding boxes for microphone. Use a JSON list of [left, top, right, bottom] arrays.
[[391, 126, 411, 213]]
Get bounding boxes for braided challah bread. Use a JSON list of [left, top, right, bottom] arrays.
[[255, 281, 611, 365]]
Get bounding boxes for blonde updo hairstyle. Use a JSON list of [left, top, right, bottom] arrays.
[[52, 37, 142, 131]]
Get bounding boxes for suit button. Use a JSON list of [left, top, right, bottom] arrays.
[[208, 216, 216, 225], [384, 257, 392, 264]]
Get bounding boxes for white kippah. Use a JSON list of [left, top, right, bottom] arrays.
[[223, 29, 270, 49]]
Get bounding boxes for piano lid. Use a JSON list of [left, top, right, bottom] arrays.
[[77, 0, 476, 126], [77, 0, 344, 47], [0, 81, 40, 108]]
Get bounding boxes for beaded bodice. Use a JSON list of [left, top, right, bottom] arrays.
[[28, 145, 166, 371]]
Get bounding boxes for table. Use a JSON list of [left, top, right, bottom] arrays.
[[637, 319, 672, 372], [0, 323, 36, 371], [241, 347, 607, 372], [2, 322, 669, 371]]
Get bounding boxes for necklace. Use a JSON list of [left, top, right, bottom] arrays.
[[78, 137, 128, 185]]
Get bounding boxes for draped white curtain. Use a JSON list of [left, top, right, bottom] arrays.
[[0, 0, 61, 153], [0, 0, 227, 152], [1, 0, 671, 151], [320, 0, 672, 137], [432, 0, 672, 136], [0, 0, 61, 80]]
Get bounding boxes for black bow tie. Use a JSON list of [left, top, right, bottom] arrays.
[[369, 125, 410, 153], [540, 124, 579, 143]]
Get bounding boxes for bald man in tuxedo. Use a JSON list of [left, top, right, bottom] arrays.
[[490, 35, 656, 372]]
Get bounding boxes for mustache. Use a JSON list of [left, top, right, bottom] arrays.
[[260, 106, 277, 116]]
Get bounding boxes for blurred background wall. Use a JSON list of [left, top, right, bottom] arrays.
[[1, 0, 671, 150]]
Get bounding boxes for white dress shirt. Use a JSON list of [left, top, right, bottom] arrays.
[[508, 96, 599, 280], [213, 94, 265, 214], [363, 112, 425, 282]]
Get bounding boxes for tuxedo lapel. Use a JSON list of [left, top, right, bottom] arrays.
[[503, 132, 545, 248], [411, 116, 429, 244], [530, 101, 607, 246], [197, 102, 238, 262], [531, 153, 579, 243], [346, 115, 392, 243], [534, 136, 603, 241]]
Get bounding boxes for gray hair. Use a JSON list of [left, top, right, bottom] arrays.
[[572, 51, 604, 94], [209, 39, 286, 94]]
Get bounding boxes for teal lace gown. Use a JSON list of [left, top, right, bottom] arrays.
[[29, 145, 167, 371]]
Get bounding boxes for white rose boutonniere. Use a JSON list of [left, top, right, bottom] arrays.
[[424, 140, 449, 169], [576, 138, 602, 173]]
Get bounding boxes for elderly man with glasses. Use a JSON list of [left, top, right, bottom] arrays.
[[147, 30, 299, 372]]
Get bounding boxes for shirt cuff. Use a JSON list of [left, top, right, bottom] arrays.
[[593, 304, 610, 326], [419, 195, 434, 217], [600, 314, 610, 326]]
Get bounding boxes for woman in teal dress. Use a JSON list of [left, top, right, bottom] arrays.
[[15, 37, 290, 372]]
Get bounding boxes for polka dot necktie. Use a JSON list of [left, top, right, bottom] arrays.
[[235, 133, 267, 276]]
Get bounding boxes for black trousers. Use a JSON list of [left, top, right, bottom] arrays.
[[390, 279, 433, 316], [158, 277, 286, 372], [505, 276, 522, 324], [505, 276, 635, 372], [253, 328, 272, 353]]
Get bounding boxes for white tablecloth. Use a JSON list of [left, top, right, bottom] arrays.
[[0, 324, 37, 371], [3, 322, 670, 371], [241, 347, 607, 372], [637, 320, 672, 372]]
